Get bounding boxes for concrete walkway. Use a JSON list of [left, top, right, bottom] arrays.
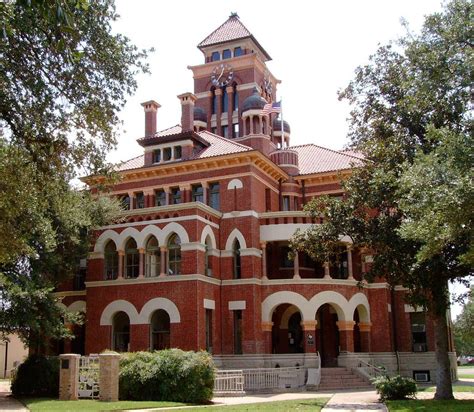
[[0, 381, 28, 412]]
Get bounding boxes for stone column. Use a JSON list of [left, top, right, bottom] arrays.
[[128, 192, 135, 210], [358, 322, 372, 352], [117, 250, 124, 279], [301, 320, 317, 353], [261, 321, 273, 354], [261, 242, 268, 280], [227, 86, 234, 133], [99, 352, 120, 402], [293, 252, 301, 279], [337, 320, 356, 352], [258, 115, 263, 134], [243, 117, 247, 136], [159, 246, 167, 277], [138, 248, 145, 278], [59, 354, 80, 401], [202, 182, 209, 205], [249, 115, 254, 134], [347, 245, 354, 280], [215, 88, 222, 134], [323, 261, 331, 279]]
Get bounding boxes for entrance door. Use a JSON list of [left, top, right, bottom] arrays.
[[317, 304, 339, 367]]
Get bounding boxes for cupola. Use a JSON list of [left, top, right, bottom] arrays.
[[193, 106, 207, 132], [272, 118, 291, 148]]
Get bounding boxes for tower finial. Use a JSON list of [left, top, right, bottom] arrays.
[[230, 12, 239, 18]]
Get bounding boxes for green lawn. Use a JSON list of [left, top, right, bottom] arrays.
[[386, 400, 474, 411], [20, 398, 188, 411], [418, 383, 474, 392], [458, 374, 474, 379]]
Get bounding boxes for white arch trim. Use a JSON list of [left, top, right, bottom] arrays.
[[308, 291, 349, 321], [261, 291, 313, 323], [100, 300, 141, 325], [227, 179, 243, 190], [139, 225, 163, 249], [68, 300, 86, 313], [162, 222, 190, 244], [118, 227, 142, 250], [280, 305, 300, 329], [225, 228, 247, 251], [348, 293, 371, 322], [94, 229, 120, 252], [200, 225, 217, 249], [139, 298, 181, 324]]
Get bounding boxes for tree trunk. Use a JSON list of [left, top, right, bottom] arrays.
[[433, 311, 454, 400]]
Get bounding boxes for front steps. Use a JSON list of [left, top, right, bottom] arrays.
[[318, 367, 373, 391]]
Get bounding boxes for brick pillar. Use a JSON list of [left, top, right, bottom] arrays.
[[141, 100, 161, 137], [261, 242, 268, 280], [261, 322, 273, 354], [177, 92, 197, 132], [301, 320, 317, 353], [138, 248, 145, 278], [293, 252, 301, 279], [99, 352, 120, 402], [359, 322, 372, 352], [159, 246, 167, 277], [337, 320, 355, 352], [59, 354, 80, 400], [117, 250, 124, 279]]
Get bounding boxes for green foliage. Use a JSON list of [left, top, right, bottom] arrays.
[[11, 355, 59, 398], [454, 287, 474, 356], [373, 375, 418, 401], [119, 350, 215, 404]]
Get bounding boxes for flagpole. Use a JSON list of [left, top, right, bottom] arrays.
[[280, 98, 284, 148]]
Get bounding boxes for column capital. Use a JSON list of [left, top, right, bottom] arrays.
[[358, 322, 372, 332], [138, 248, 145, 254], [336, 320, 356, 331], [118, 250, 125, 256], [160, 246, 167, 252], [261, 321, 273, 332], [214, 88, 223, 96], [260, 241, 267, 248], [300, 320, 317, 330]]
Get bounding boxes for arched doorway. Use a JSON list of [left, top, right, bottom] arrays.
[[150, 310, 170, 350], [112, 311, 130, 352], [316, 304, 340, 367], [271, 304, 304, 354]]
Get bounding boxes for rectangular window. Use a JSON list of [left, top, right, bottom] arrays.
[[136, 192, 145, 209], [155, 189, 166, 207], [163, 147, 172, 161], [171, 187, 181, 204], [209, 182, 220, 210], [211, 51, 220, 61], [205, 309, 213, 353], [282, 195, 290, 211], [234, 46, 243, 57], [411, 312, 427, 352], [233, 310, 242, 355], [153, 149, 161, 163], [222, 125, 228, 138], [223, 49, 231, 59], [174, 146, 182, 159], [232, 123, 239, 138], [192, 184, 204, 203]]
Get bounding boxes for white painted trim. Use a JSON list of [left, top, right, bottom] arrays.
[[388, 304, 392, 312], [308, 291, 349, 321], [227, 179, 243, 190], [259, 211, 308, 219], [181, 242, 206, 252], [404, 304, 424, 313], [88, 252, 104, 259], [280, 306, 299, 329], [261, 278, 358, 286], [53, 291, 87, 297], [100, 214, 219, 231], [143, 140, 193, 152], [348, 293, 371, 322], [139, 297, 181, 323], [204, 299, 215, 310], [260, 224, 312, 242], [86, 274, 221, 288], [200, 225, 217, 249], [67, 300, 86, 313], [240, 248, 262, 257], [262, 291, 312, 322], [229, 301, 246, 310], [222, 210, 259, 219], [100, 300, 141, 325], [225, 228, 247, 250], [222, 279, 262, 286]]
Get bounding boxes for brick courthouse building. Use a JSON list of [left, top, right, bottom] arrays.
[[57, 14, 456, 381]]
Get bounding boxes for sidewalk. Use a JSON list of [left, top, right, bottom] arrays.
[[0, 381, 28, 412], [321, 390, 387, 412]]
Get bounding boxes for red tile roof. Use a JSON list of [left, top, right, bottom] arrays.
[[198, 14, 251, 48], [291, 144, 364, 175]]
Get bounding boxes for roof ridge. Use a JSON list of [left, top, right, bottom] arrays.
[[290, 143, 364, 161], [117, 153, 143, 164], [198, 14, 251, 48], [198, 130, 252, 150], [154, 124, 181, 135]]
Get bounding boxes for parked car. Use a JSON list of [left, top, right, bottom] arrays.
[[457, 355, 474, 365]]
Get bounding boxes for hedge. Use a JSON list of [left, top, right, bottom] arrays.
[[11, 355, 59, 397], [372, 375, 418, 401]]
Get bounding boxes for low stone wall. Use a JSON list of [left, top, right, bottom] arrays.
[[213, 353, 319, 369]]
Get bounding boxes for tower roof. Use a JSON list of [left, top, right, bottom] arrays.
[[198, 13, 271, 60]]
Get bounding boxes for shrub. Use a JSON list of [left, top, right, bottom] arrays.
[[119, 349, 215, 403], [11, 355, 59, 397], [372, 375, 417, 401]]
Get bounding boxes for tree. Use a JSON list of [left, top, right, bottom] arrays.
[[291, 0, 472, 400], [453, 286, 474, 356], [0, 0, 149, 349]]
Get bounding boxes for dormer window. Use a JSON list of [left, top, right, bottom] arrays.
[[211, 51, 220, 61], [223, 49, 231, 59], [234, 47, 243, 57], [153, 149, 161, 163], [163, 147, 172, 161], [174, 146, 182, 159]]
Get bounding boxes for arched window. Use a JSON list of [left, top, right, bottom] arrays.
[[211, 51, 220, 62], [104, 241, 118, 280], [167, 234, 181, 275], [112, 311, 130, 352], [234, 47, 243, 57], [125, 238, 139, 278], [205, 236, 213, 276], [150, 310, 170, 350], [211, 88, 217, 115], [222, 87, 228, 113], [233, 239, 241, 279], [145, 236, 160, 277]]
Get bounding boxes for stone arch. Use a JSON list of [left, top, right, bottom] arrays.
[[308, 291, 350, 321], [280, 305, 300, 329], [118, 227, 142, 250], [261, 291, 311, 323], [94, 229, 120, 252], [139, 298, 181, 324], [139, 225, 163, 249], [200, 225, 217, 249], [227, 178, 243, 190], [225, 228, 247, 251], [68, 300, 86, 313], [162, 222, 189, 244], [100, 300, 140, 325], [348, 293, 371, 323]]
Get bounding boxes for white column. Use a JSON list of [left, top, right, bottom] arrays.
[[347, 245, 354, 280], [324, 261, 331, 279]]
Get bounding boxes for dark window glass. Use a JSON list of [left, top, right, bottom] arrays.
[[233, 87, 238, 110], [153, 149, 161, 163], [150, 310, 170, 350], [113, 312, 130, 352], [209, 182, 220, 210], [168, 234, 181, 275], [104, 241, 118, 280], [174, 146, 182, 159], [211, 127, 217, 134], [74, 268, 86, 291], [171, 187, 181, 204], [222, 88, 228, 112], [163, 147, 172, 161], [211, 90, 217, 115], [223, 49, 231, 59], [211, 51, 220, 61], [204, 237, 213, 276], [192, 184, 204, 203], [282, 196, 290, 211], [120, 195, 130, 210], [145, 236, 160, 277], [222, 125, 228, 138], [411, 312, 427, 352], [233, 240, 241, 279], [233, 310, 242, 354], [125, 239, 139, 278], [206, 309, 213, 353], [331, 245, 348, 279], [234, 47, 243, 57], [280, 246, 293, 268], [155, 189, 166, 206], [136, 192, 145, 209]]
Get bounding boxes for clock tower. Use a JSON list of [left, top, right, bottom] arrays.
[[188, 13, 281, 151]]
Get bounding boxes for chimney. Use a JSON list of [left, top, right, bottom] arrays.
[[141, 100, 161, 137], [177, 92, 197, 132]]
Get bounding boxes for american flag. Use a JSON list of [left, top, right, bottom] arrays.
[[261, 101, 281, 115]]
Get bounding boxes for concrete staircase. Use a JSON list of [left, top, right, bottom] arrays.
[[318, 367, 373, 391]]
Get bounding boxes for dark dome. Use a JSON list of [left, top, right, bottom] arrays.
[[242, 87, 267, 112], [273, 118, 291, 133], [193, 106, 207, 123]]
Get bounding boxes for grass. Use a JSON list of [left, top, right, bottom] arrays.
[[21, 397, 330, 412], [458, 373, 474, 379], [20, 398, 188, 411], [418, 382, 474, 393], [386, 400, 474, 411]]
